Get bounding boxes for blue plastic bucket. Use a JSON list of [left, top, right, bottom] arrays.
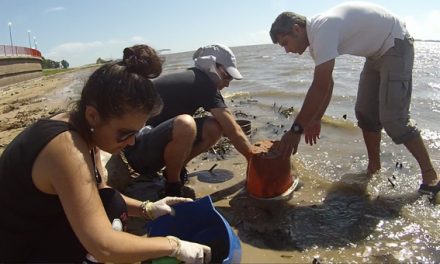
[[145, 196, 241, 264]]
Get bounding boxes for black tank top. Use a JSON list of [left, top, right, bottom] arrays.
[[0, 119, 128, 262]]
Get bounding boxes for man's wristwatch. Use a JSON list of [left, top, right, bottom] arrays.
[[290, 122, 304, 134]]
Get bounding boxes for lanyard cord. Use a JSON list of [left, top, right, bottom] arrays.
[[90, 148, 102, 185]]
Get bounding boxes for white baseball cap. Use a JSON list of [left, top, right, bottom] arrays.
[[193, 44, 243, 80]]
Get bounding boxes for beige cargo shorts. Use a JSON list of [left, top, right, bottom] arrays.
[[355, 36, 419, 144]]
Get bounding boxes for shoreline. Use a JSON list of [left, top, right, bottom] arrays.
[[2, 68, 439, 263], [0, 67, 96, 154], [0, 69, 308, 263]]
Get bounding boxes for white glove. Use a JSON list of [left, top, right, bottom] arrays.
[[167, 236, 211, 264], [141, 197, 193, 220]]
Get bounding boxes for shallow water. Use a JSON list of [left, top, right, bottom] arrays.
[[202, 43, 439, 262], [70, 42, 440, 262]]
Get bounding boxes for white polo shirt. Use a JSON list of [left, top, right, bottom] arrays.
[[307, 1, 408, 66]]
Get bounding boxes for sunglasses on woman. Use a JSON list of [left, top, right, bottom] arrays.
[[116, 129, 138, 143]]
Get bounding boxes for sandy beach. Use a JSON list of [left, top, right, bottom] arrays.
[[0, 68, 321, 263], [0, 72, 75, 154], [0, 69, 279, 262], [2, 66, 439, 263]]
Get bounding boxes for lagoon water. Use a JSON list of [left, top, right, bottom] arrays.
[[70, 42, 440, 262]]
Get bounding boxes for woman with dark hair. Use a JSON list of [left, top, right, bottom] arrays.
[[0, 44, 211, 263]]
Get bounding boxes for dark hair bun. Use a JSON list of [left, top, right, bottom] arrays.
[[122, 45, 163, 78]]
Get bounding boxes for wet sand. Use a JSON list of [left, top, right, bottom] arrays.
[[0, 69, 320, 263], [0, 69, 300, 262], [2, 68, 439, 263], [0, 71, 77, 154]]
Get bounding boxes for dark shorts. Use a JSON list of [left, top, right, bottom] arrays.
[[99, 188, 128, 231], [123, 117, 207, 174]]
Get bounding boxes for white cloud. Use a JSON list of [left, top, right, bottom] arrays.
[[404, 10, 440, 40], [45, 41, 103, 61], [43, 7, 66, 14], [45, 36, 152, 67]]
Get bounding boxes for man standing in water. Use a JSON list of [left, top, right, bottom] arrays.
[[269, 2, 439, 200]]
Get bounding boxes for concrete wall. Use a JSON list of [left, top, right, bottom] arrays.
[[0, 56, 42, 87]]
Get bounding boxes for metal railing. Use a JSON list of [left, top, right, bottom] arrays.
[[0, 45, 41, 58]]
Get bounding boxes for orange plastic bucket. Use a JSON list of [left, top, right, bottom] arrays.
[[246, 140, 296, 199]]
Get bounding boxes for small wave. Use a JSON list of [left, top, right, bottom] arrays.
[[428, 82, 440, 91], [321, 115, 357, 130], [420, 129, 440, 149], [227, 97, 357, 131], [223, 91, 251, 99], [251, 90, 305, 98], [225, 89, 305, 99], [225, 89, 356, 103]]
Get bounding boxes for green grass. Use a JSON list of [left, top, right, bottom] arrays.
[[42, 68, 74, 76], [42, 64, 102, 76]]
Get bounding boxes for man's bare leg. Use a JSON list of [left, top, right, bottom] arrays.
[[404, 134, 439, 186], [362, 129, 382, 174], [186, 118, 222, 162], [163, 115, 196, 183]]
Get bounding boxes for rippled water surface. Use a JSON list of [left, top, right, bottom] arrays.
[[70, 42, 440, 262]]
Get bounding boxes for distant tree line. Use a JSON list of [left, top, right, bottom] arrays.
[[96, 57, 113, 64], [42, 57, 69, 69]]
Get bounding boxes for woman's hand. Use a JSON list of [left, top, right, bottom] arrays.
[[141, 197, 193, 220], [167, 236, 211, 264]]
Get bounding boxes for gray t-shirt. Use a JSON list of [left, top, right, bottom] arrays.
[[307, 1, 408, 65]]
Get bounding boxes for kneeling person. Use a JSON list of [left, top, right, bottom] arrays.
[[124, 44, 253, 197]]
